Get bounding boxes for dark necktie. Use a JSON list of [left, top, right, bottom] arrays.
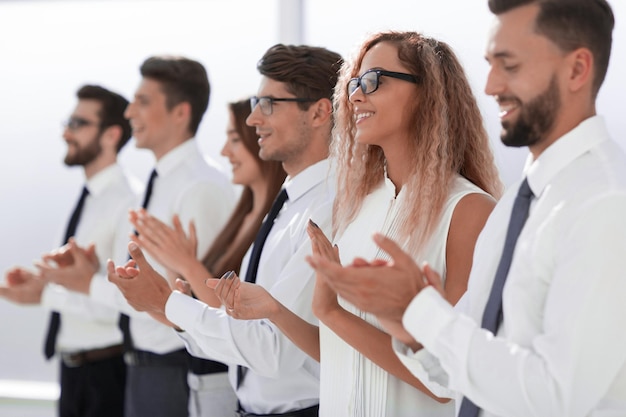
[[244, 188, 288, 284], [119, 168, 158, 352], [458, 178, 533, 417], [44, 186, 90, 359], [237, 188, 288, 388]]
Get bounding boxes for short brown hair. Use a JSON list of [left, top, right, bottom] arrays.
[[488, 0, 614, 96], [77, 84, 131, 152], [256, 44, 343, 110], [140, 55, 210, 135]]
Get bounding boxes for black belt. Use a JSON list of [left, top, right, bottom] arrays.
[[236, 404, 319, 417], [188, 355, 228, 375], [124, 348, 188, 367], [61, 344, 124, 367]]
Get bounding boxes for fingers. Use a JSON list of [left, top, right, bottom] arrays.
[[422, 262, 444, 293], [307, 219, 338, 262], [172, 215, 185, 236], [175, 278, 191, 296], [204, 278, 220, 289], [213, 271, 238, 310], [127, 242, 151, 272], [307, 254, 342, 280], [189, 220, 197, 253], [351, 257, 371, 267], [131, 210, 168, 245], [106, 259, 116, 276]]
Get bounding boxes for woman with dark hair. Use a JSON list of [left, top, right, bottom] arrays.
[[127, 97, 286, 416], [129, 98, 286, 303]]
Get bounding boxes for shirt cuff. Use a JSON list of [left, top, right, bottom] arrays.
[[41, 283, 64, 310], [402, 286, 457, 351], [165, 290, 208, 331], [89, 273, 120, 306]]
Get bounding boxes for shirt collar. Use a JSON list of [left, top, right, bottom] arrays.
[[283, 159, 330, 202], [154, 139, 197, 177], [523, 115, 609, 198], [85, 164, 123, 197]]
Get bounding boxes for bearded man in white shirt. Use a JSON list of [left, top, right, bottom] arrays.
[[107, 44, 343, 417], [305, 1, 626, 416], [1, 85, 136, 417]]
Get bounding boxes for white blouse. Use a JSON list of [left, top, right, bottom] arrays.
[[319, 175, 488, 417]]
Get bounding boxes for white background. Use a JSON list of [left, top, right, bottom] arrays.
[[0, 0, 624, 384]]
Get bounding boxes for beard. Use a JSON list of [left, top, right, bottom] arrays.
[[64, 136, 102, 167], [500, 75, 561, 148]]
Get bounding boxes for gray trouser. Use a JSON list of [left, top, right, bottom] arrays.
[[188, 371, 238, 417]]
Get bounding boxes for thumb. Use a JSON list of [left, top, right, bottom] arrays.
[[205, 278, 220, 289], [175, 278, 192, 296], [86, 242, 96, 256], [128, 242, 150, 270]]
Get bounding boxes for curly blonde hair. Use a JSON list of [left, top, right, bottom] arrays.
[[332, 31, 503, 255]]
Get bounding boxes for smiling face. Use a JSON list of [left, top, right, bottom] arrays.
[[348, 42, 417, 150], [124, 78, 181, 158], [485, 4, 567, 153], [221, 110, 263, 187], [245, 77, 312, 171], [63, 99, 103, 168]]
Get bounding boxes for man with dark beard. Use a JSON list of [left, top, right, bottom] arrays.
[[303, 1, 626, 416], [0, 85, 137, 417]]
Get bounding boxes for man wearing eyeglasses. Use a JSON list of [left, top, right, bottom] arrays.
[[38, 56, 236, 417], [0, 85, 136, 417], [106, 44, 343, 416]]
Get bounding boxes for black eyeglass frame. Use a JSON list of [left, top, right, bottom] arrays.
[[250, 96, 317, 116], [347, 69, 419, 96], [62, 117, 102, 132]]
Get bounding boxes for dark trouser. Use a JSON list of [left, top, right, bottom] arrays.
[[124, 348, 190, 417], [58, 354, 126, 417]]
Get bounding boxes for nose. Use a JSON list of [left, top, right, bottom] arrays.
[[62, 127, 72, 141], [348, 85, 365, 104], [124, 101, 135, 120], [220, 140, 230, 157], [246, 105, 262, 127], [484, 65, 504, 97]]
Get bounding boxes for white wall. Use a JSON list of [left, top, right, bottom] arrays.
[[0, 0, 624, 384]]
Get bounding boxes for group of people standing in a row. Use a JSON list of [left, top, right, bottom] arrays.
[[2, 0, 625, 416]]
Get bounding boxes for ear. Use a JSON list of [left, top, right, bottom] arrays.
[[172, 101, 192, 126], [566, 47, 593, 94], [100, 125, 123, 152], [309, 98, 333, 128]]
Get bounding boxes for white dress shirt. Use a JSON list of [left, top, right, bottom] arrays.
[[41, 163, 140, 352], [320, 175, 486, 417], [394, 116, 626, 417], [166, 159, 335, 414], [90, 139, 235, 354]]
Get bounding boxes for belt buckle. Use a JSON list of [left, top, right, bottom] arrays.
[[61, 352, 83, 368], [124, 351, 138, 366]]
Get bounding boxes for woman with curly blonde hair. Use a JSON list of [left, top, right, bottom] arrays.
[[211, 31, 502, 416]]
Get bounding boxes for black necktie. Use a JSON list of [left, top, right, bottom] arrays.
[[458, 178, 533, 417], [244, 188, 288, 284], [44, 186, 90, 359], [119, 169, 158, 352], [237, 188, 288, 388]]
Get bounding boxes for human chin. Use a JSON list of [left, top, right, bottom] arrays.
[[64, 141, 101, 167], [500, 76, 560, 149]]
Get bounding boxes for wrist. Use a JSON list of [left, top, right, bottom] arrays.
[[269, 299, 288, 324]]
